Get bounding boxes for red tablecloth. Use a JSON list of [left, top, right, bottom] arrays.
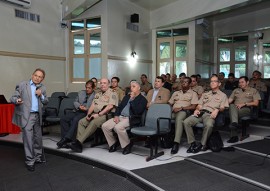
[[0, 104, 20, 134]]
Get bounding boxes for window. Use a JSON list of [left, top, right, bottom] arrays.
[[218, 35, 248, 78], [157, 28, 189, 76], [263, 43, 270, 78], [70, 17, 101, 82]]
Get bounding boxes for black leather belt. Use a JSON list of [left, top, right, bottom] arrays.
[[30, 112, 39, 114], [201, 109, 211, 114]]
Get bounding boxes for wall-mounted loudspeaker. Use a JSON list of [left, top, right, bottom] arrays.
[[131, 13, 139, 23]]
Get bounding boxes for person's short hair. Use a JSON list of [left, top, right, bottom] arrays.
[[184, 77, 192, 84], [211, 74, 220, 82], [111, 76, 120, 83], [33, 68, 45, 78], [228, 73, 235, 78], [130, 80, 141, 90], [197, 74, 201, 78], [86, 80, 95, 89], [91, 77, 97, 82], [239, 76, 249, 82], [219, 72, 225, 76], [141, 74, 147, 78], [253, 70, 261, 76], [179, 73, 186, 77], [166, 73, 171, 76], [156, 76, 165, 83], [190, 75, 198, 81], [212, 74, 218, 78]]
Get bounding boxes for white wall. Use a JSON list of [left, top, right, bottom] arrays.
[[150, 0, 250, 29], [0, 0, 66, 98], [106, 0, 152, 87]]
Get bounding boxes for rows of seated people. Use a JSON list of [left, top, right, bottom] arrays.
[[54, 71, 263, 156]]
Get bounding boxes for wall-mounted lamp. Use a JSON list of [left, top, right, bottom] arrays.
[[131, 51, 138, 59], [128, 51, 138, 67]]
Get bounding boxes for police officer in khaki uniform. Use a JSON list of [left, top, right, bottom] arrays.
[[190, 75, 204, 99], [169, 77, 198, 154], [184, 75, 229, 153], [146, 76, 170, 108], [110, 76, 125, 102], [248, 70, 267, 93], [227, 76, 261, 143], [68, 78, 118, 153], [140, 74, 153, 96]]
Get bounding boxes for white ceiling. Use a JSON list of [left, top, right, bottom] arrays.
[[128, 0, 179, 11]]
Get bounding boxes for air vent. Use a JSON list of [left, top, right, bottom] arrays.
[[126, 22, 139, 32], [15, 9, 40, 23]]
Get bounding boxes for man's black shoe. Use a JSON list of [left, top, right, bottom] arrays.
[[229, 122, 239, 129], [192, 143, 202, 153], [109, 142, 118, 152], [187, 142, 196, 153], [35, 160, 46, 164], [122, 142, 133, 155], [227, 136, 239, 143], [68, 139, 83, 153], [25, 164, 35, 171], [57, 138, 70, 149], [171, 142, 179, 154], [201, 145, 208, 151]]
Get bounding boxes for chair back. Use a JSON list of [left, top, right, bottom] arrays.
[[58, 98, 75, 118], [51, 92, 66, 98], [44, 97, 61, 116], [67, 92, 78, 98], [145, 104, 172, 133]]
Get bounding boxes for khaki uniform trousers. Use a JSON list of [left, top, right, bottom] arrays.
[[102, 116, 130, 148], [77, 115, 107, 143], [184, 113, 215, 146], [229, 104, 251, 136], [173, 111, 187, 143]]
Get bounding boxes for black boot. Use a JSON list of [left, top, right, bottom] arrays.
[[171, 142, 179, 154], [57, 138, 70, 149], [109, 142, 119, 153], [187, 142, 196, 153], [122, 142, 133, 155], [68, 139, 83, 153]]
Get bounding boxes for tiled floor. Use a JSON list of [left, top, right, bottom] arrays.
[[0, 124, 267, 171]]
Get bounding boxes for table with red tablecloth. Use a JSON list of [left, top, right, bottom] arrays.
[[0, 104, 20, 134]]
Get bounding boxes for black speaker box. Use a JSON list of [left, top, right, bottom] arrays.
[[131, 14, 139, 23]]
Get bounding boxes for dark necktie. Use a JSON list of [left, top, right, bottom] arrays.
[[84, 95, 89, 103], [212, 91, 217, 95]]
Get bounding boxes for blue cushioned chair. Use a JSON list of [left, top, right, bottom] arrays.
[[130, 104, 172, 161]]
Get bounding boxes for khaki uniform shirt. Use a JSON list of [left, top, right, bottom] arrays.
[[112, 87, 125, 102], [140, 81, 153, 92], [199, 90, 229, 112], [169, 89, 198, 110], [248, 79, 267, 92], [229, 87, 261, 104], [191, 85, 204, 96], [92, 88, 118, 113], [147, 87, 170, 105]]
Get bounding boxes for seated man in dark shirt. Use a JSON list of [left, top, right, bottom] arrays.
[[225, 73, 238, 90], [102, 81, 147, 155], [57, 80, 95, 149]]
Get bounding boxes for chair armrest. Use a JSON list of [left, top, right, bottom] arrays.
[[157, 117, 171, 135], [64, 108, 74, 115], [45, 107, 58, 116]]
